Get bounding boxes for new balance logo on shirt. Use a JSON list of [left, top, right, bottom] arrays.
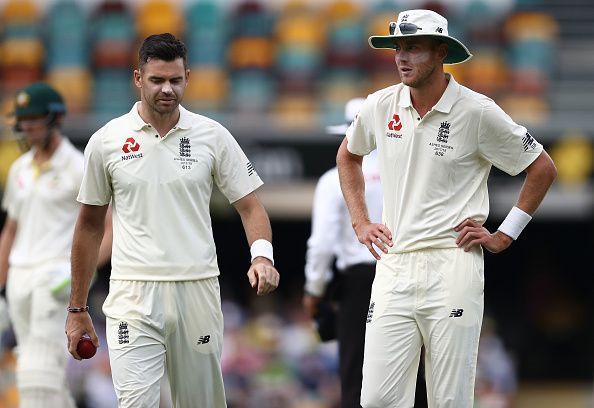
[[197, 335, 211, 345], [449, 309, 464, 317]]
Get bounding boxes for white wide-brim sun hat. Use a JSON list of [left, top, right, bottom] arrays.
[[368, 9, 472, 65]]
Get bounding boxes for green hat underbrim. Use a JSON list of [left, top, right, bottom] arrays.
[[368, 34, 472, 65]]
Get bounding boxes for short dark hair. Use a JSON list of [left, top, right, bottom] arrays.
[[138, 33, 188, 70]]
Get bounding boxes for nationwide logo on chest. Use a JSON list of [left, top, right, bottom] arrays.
[[121, 137, 143, 161], [386, 114, 403, 139], [429, 121, 454, 157], [174, 136, 198, 170]]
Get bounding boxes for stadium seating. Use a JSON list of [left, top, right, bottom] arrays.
[[136, 0, 185, 39], [0, 0, 43, 97], [0, 0, 563, 129]]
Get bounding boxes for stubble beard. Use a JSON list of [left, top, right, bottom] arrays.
[[399, 62, 437, 89], [147, 96, 179, 116]]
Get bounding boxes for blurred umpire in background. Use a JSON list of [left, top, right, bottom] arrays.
[[337, 9, 557, 408], [0, 83, 112, 407], [303, 97, 382, 407], [65, 33, 279, 407]]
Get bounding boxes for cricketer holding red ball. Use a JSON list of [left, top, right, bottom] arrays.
[[65, 33, 279, 408]]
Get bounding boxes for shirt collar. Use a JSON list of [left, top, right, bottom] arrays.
[[433, 73, 459, 113], [398, 86, 412, 108], [397, 73, 459, 114], [130, 102, 192, 131], [176, 105, 192, 130], [130, 102, 149, 131]]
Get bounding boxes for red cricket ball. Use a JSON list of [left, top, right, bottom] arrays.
[[77, 337, 97, 359]]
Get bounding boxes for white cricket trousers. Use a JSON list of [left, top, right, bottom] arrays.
[[103, 278, 226, 408], [361, 247, 484, 408], [6, 261, 76, 408]]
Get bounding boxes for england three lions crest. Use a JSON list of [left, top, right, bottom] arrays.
[[437, 121, 450, 144], [429, 121, 454, 157]]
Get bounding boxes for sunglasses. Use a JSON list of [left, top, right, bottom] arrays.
[[389, 22, 423, 35]]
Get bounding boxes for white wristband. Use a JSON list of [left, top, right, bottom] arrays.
[[498, 206, 532, 240], [250, 239, 274, 265]]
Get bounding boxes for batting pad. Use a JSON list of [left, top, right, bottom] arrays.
[[16, 338, 67, 391], [18, 388, 76, 408]]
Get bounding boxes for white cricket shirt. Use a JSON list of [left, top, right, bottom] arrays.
[[347, 74, 543, 253], [304, 151, 382, 296], [2, 138, 84, 267], [78, 103, 263, 280]]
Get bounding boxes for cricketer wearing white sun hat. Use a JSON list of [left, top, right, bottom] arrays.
[[368, 9, 473, 65]]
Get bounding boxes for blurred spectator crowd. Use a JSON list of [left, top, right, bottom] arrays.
[[0, 296, 517, 408], [0, 0, 559, 127]]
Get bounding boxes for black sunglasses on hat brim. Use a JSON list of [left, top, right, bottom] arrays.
[[368, 21, 473, 65]]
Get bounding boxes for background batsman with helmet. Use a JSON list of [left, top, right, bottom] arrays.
[[336, 9, 557, 408], [0, 82, 112, 408]]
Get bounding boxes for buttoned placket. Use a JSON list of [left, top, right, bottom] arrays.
[[164, 126, 180, 139], [413, 108, 437, 127], [145, 124, 181, 142], [411, 108, 421, 130]]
